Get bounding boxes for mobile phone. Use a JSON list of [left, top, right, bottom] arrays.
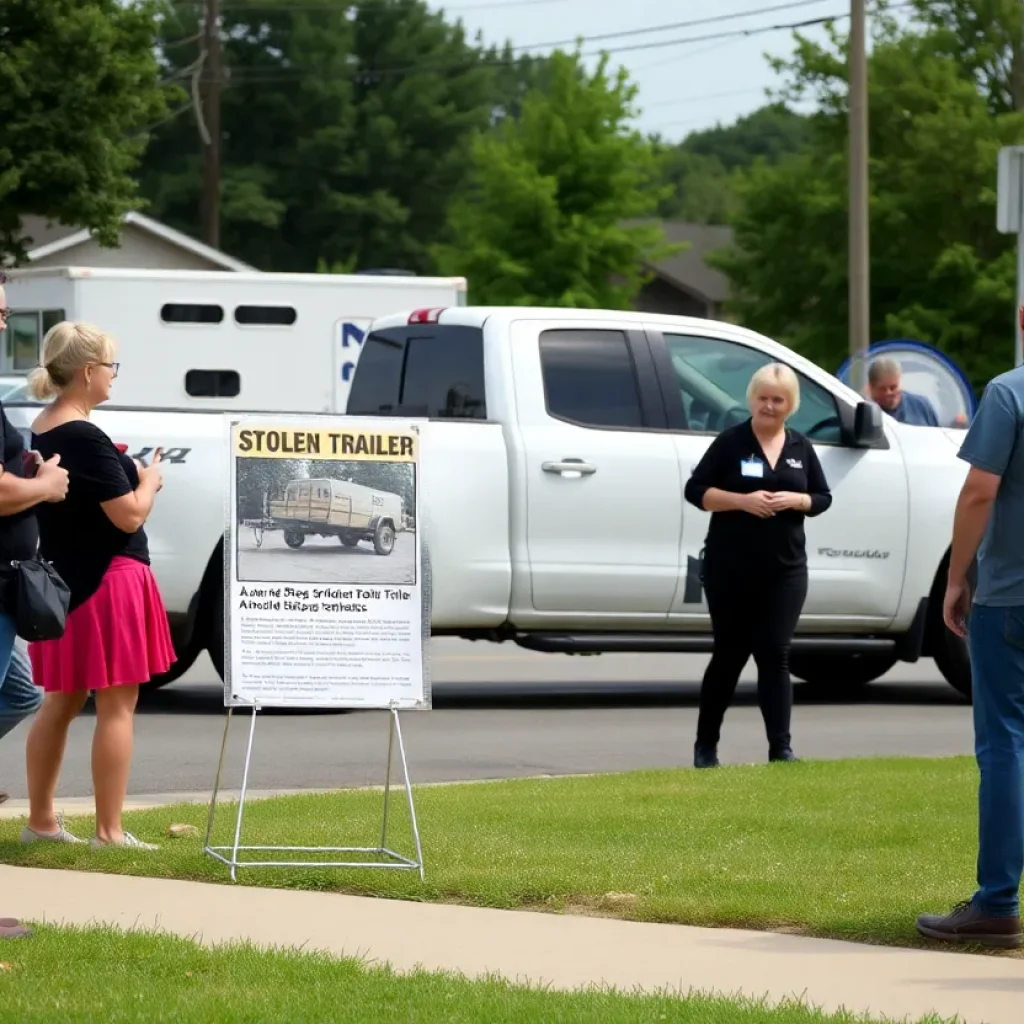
[[22, 450, 40, 479]]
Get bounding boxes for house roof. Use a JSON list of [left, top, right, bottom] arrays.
[[627, 220, 734, 305], [17, 212, 256, 273]]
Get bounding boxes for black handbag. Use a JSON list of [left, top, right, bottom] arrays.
[[7, 557, 70, 642], [0, 411, 71, 641]]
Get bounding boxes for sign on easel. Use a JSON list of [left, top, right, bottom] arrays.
[[204, 413, 430, 880]]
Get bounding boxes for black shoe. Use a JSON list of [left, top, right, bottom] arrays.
[[694, 743, 720, 769], [916, 899, 1023, 949], [769, 747, 799, 763]]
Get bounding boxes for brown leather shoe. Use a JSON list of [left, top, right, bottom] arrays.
[[0, 918, 31, 940], [916, 900, 1023, 949]]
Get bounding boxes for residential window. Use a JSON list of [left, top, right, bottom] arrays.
[[1, 309, 65, 372]]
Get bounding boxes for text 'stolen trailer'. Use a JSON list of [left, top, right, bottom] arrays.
[[250, 477, 404, 555]]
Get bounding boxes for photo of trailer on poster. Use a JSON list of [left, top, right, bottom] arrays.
[[226, 415, 428, 710]]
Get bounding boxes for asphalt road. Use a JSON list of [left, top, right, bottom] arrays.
[[0, 640, 972, 799], [237, 529, 417, 586]]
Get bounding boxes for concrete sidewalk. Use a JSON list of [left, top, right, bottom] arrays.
[[2, 866, 1023, 1023]]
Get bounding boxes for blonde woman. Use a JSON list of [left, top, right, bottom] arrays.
[[683, 363, 832, 768], [20, 322, 174, 849]]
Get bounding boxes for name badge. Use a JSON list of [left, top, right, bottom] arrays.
[[740, 457, 764, 479]]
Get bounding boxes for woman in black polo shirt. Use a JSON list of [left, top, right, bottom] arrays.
[[684, 362, 832, 768]]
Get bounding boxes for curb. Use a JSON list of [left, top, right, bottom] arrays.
[[0, 772, 599, 820]]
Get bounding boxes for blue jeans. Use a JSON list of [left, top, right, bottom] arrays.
[[969, 603, 1024, 917], [0, 611, 40, 745]]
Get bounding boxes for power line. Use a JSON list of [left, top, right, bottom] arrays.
[[513, 0, 840, 53], [213, 8, 860, 83], [167, 0, 576, 9]]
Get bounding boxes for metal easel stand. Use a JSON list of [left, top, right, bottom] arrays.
[[203, 701, 425, 882]]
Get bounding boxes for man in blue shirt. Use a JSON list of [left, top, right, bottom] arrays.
[[867, 357, 940, 426], [915, 352, 1024, 948]]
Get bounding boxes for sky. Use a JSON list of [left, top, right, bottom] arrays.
[[428, 0, 846, 140]]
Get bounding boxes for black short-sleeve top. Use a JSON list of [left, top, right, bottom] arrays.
[[31, 420, 150, 611]]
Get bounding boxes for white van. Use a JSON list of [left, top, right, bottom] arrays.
[[1, 266, 466, 412]]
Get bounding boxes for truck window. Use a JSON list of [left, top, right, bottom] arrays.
[[162, 304, 224, 324], [664, 333, 842, 443], [235, 305, 297, 326], [185, 369, 241, 398], [539, 329, 643, 429], [347, 325, 486, 419]]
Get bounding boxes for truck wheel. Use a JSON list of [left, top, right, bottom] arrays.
[[789, 652, 897, 693], [145, 647, 200, 690], [931, 606, 972, 700], [340, 536, 359, 548], [373, 521, 395, 556], [927, 553, 973, 701], [284, 529, 305, 549], [208, 578, 225, 681]]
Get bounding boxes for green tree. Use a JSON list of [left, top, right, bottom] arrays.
[[434, 50, 674, 307], [0, 0, 171, 264], [652, 104, 810, 224], [911, 0, 1022, 113], [140, 0, 544, 272], [714, 17, 1024, 388]]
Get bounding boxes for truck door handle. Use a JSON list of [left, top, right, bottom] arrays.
[[542, 459, 597, 477]]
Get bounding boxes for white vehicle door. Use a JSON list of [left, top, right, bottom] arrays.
[[649, 329, 908, 630], [508, 319, 683, 626]]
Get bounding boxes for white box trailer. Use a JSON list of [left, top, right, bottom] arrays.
[[0, 267, 466, 411]]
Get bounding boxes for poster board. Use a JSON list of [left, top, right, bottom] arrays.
[[225, 414, 429, 710]]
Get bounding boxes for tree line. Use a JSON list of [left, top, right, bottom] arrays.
[[2, 0, 1021, 389]]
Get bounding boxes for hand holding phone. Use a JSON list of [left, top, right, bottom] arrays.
[[140, 447, 165, 492], [21, 450, 42, 479]]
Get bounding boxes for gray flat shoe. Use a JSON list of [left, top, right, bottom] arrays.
[[0, 918, 31, 939]]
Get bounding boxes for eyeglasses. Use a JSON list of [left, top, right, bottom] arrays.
[[97, 361, 120, 378]]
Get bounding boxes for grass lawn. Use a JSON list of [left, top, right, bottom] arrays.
[[0, 925, 957, 1023], [0, 757, 983, 949]]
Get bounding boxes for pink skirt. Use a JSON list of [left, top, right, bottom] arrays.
[[30, 556, 176, 694]]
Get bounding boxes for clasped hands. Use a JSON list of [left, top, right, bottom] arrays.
[[742, 490, 807, 518]]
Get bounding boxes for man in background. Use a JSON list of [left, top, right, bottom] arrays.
[[868, 356, 940, 426]]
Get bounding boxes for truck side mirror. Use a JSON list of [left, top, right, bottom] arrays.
[[852, 401, 884, 446]]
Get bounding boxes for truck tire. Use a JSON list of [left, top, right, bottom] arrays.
[[146, 647, 200, 690], [284, 529, 305, 549], [927, 552, 973, 701], [373, 521, 395, 556], [209, 578, 225, 681], [789, 652, 897, 692]]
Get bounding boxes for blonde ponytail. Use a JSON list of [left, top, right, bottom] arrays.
[[27, 366, 58, 401], [29, 321, 115, 401]]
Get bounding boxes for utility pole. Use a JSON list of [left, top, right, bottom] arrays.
[[847, 0, 870, 395], [201, 0, 222, 249]]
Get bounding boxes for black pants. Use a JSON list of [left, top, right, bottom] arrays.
[[696, 566, 808, 751]]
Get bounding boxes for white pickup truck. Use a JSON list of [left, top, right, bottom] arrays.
[[4, 306, 973, 697]]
